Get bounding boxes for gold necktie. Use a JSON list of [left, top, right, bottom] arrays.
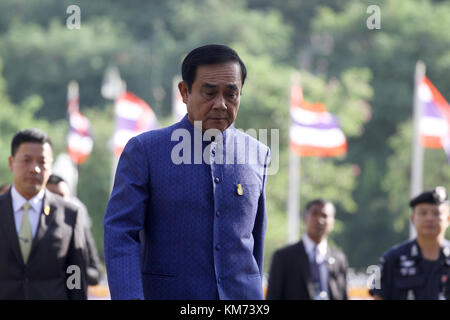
[[19, 202, 32, 263]]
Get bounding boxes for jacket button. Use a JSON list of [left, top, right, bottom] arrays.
[[216, 211, 220, 217], [214, 177, 220, 183], [215, 244, 221, 251]]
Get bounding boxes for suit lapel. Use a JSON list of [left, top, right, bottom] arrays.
[[0, 190, 25, 265], [30, 192, 56, 258], [297, 241, 316, 299]]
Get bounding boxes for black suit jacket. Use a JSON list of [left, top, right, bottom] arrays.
[[0, 189, 87, 300], [266, 240, 348, 300]]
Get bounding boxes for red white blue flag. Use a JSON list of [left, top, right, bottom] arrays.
[[419, 77, 450, 152], [289, 84, 347, 157], [67, 81, 94, 165], [113, 91, 159, 156]]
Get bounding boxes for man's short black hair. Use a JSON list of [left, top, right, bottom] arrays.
[[11, 128, 53, 157], [181, 44, 247, 92], [303, 198, 334, 216]]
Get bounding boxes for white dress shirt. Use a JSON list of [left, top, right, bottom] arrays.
[[302, 233, 329, 298], [11, 185, 44, 238]]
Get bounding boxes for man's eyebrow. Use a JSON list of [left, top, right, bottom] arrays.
[[227, 84, 239, 91], [201, 83, 218, 89], [201, 83, 239, 91]]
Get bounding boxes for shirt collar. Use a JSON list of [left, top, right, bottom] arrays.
[[413, 238, 450, 262], [11, 185, 45, 213], [302, 233, 328, 260]]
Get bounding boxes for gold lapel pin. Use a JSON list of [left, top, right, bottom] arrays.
[[237, 184, 244, 196], [44, 205, 50, 216]]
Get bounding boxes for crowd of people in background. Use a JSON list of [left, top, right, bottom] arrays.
[[1, 131, 449, 300]]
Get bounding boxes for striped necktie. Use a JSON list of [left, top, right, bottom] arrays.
[[310, 246, 321, 290], [19, 202, 33, 263]]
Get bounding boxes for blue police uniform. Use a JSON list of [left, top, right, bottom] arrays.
[[369, 238, 450, 299], [370, 187, 450, 300]]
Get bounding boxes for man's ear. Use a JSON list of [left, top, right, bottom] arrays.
[[178, 81, 189, 104], [411, 211, 416, 225], [302, 212, 308, 224], [8, 156, 13, 172]]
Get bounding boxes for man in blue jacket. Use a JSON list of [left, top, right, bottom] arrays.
[[104, 44, 270, 300]]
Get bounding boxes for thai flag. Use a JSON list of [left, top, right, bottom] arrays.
[[289, 84, 347, 157], [67, 81, 94, 165], [419, 77, 450, 154], [113, 91, 159, 156]]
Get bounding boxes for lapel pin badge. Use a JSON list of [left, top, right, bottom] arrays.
[[44, 205, 50, 216], [237, 184, 244, 196]]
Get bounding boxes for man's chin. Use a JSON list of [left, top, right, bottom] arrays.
[[204, 119, 230, 132], [17, 186, 42, 199], [27, 184, 44, 193]]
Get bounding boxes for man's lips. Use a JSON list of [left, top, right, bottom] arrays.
[[25, 177, 41, 183]]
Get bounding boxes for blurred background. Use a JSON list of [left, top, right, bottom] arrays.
[[1, 0, 450, 299]]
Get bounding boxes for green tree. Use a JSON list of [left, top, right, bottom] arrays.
[[307, 0, 450, 268], [0, 18, 151, 120], [383, 120, 450, 238], [0, 0, 294, 120], [75, 106, 114, 259], [0, 58, 66, 190], [0, 0, 380, 272]]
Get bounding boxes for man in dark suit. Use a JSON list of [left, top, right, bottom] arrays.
[[0, 183, 11, 195], [47, 174, 102, 286], [266, 199, 348, 300], [0, 129, 87, 299], [104, 44, 270, 300]]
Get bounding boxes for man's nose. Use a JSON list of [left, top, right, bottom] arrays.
[[424, 212, 435, 220], [30, 162, 42, 174], [212, 95, 227, 110]]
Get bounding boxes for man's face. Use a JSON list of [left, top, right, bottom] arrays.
[[412, 203, 450, 239], [179, 62, 242, 132], [9, 142, 53, 200], [304, 203, 335, 243]]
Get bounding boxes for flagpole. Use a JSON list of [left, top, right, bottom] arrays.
[[67, 80, 79, 197], [101, 66, 126, 192], [287, 73, 301, 244], [410, 60, 426, 239], [287, 148, 300, 243]]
